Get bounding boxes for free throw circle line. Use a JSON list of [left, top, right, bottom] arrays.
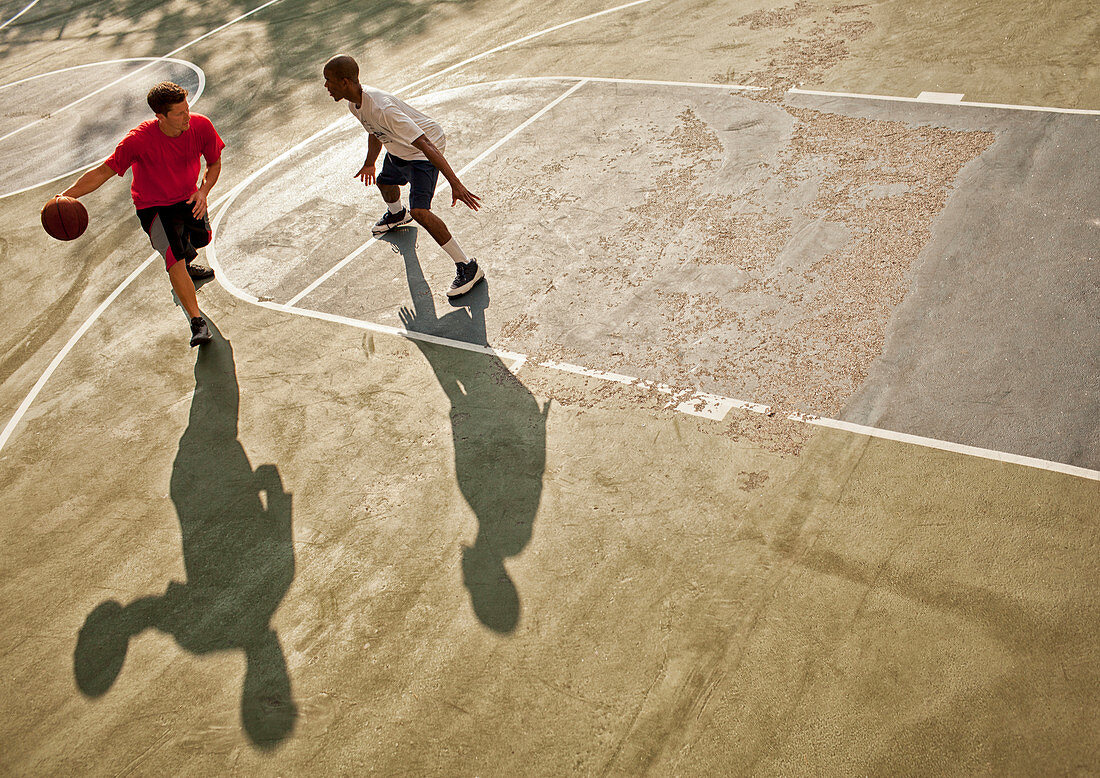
[[0, 0, 39, 31]]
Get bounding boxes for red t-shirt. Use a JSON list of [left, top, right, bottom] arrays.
[[105, 114, 225, 209]]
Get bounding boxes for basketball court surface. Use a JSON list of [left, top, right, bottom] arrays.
[[1, 0, 1097, 773]]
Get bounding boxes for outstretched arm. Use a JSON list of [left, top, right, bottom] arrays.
[[411, 134, 481, 211], [61, 163, 115, 199]]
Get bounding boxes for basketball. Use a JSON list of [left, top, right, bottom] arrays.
[[41, 195, 89, 241]]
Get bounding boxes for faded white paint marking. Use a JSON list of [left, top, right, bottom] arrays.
[[676, 393, 770, 420], [917, 91, 965, 103]]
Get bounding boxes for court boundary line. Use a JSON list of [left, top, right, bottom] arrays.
[[0, 57, 206, 199], [207, 75, 1100, 482], [789, 86, 1100, 116]]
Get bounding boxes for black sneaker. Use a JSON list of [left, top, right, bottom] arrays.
[[371, 208, 413, 235], [189, 316, 212, 347], [186, 261, 215, 280], [446, 260, 485, 298]]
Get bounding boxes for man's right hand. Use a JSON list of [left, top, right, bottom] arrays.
[[355, 163, 376, 186]]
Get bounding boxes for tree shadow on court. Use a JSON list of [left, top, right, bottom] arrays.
[[383, 228, 549, 634], [1, 0, 477, 79], [73, 320, 298, 750]]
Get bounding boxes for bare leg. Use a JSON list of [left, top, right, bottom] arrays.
[[410, 207, 452, 247], [377, 183, 402, 205], [168, 261, 202, 319]]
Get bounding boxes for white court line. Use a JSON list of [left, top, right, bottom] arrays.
[[0, 56, 204, 91], [0, 255, 157, 453], [287, 79, 589, 306], [791, 414, 1100, 482], [0, 0, 39, 32], [412, 75, 764, 101], [0, 0, 285, 147], [789, 87, 1100, 115], [0, 57, 206, 200]]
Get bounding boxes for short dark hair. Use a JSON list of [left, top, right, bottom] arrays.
[[147, 82, 187, 115], [323, 54, 359, 81]]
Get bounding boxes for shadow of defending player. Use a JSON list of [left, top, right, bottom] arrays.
[[383, 229, 550, 634], [73, 321, 297, 749]]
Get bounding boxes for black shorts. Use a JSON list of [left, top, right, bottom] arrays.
[[376, 153, 440, 211], [136, 200, 212, 271]]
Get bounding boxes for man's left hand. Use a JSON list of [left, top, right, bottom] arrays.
[[188, 189, 209, 218]]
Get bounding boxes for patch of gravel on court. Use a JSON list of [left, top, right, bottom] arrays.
[[725, 3, 874, 94], [688, 110, 993, 452], [734, 0, 815, 31], [481, 72, 992, 456]]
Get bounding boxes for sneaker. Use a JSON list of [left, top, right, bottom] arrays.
[[189, 316, 212, 347], [371, 208, 413, 235], [186, 261, 215, 280], [446, 260, 485, 298]]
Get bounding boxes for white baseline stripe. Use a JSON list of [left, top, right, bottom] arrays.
[[286, 79, 589, 306], [0, 0, 40, 32], [789, 87, 1100, 116], [791, 414, 1100, 482]]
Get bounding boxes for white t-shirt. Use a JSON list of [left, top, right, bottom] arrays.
[[348, 86, 446, 162]]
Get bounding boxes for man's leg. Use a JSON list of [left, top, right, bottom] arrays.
[[406, 160, 483, 297], [409, 207, 451, 246], [372, 157, 413, 235], [168, 260, 202, 319], [411, 207, 484, 297], [142, 208, 212, 346], [377, 183, 402, 207], [184, 213, 215, 280]]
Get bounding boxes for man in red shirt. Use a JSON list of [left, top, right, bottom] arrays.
[[62, 82, 225, 347]]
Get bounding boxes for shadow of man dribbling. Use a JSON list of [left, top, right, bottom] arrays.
[[385, 229, 550, 634], [73, 321, 298, 749]]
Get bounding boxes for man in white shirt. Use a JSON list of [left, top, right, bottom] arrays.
[[323, 54, 485, 297]]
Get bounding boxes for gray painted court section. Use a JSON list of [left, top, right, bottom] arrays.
[[803, 95, 1100, 470]]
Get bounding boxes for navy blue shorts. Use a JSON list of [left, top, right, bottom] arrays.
[[376, 153, 440, 211]]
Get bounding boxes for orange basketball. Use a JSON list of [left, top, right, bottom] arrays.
[[41, 195, 89, 241]]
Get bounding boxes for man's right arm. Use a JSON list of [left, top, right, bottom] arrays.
[[61, 162, 116, 199]]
